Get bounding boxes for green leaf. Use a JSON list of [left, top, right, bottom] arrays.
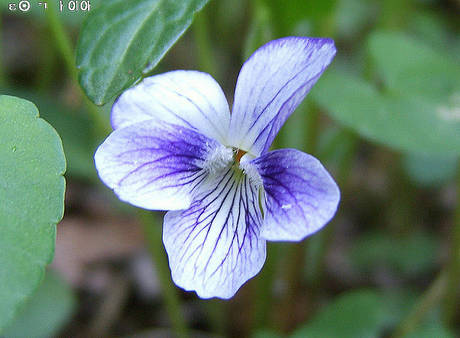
[[2, 271, 75, 338], [76, 0, 210, 105], [0, 95, 66, 331], [368, 31, 460, 101], [291, 290, 386, 338], [312, 70, 460, 155]]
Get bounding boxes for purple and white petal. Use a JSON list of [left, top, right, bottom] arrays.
[[95, 119, 221, 211], [163, 163, 266, 299], [111, 70, 231, 144], [253, 149, 340, 241], [228, 37, 336, 155]]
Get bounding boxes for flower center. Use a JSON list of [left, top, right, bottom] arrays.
[[204, 145, 265, 217], [204, 145, 262, 187], [234, 149, 247, 164]]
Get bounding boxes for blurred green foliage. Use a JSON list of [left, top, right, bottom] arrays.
[[403, 153, 458, 187], [350, 231, 439, 276], [0, 0, 459, 335]]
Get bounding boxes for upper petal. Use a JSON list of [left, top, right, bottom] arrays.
[[253, 149, 340, 241], [228, 37, 336, 155], [111, 70, 231, 145], [94, 119, 221, 211], [163, 163, 266, 299]]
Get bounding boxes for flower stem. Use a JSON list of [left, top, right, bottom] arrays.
[[391, 270, 448, 338], [443, 166, 460, 325], [140, 211, 189, 338], [35, 25, 57, 92], [193, 9, 217, 77], [45, 2, 77, 82], [243, 0, 273, 60], [45, 2, 110, 136]]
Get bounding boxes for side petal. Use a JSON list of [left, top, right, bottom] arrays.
[[111, 70, 231, 145], [94, 120, 220, 211], [253, 149, 340, 241], [229, 37, 336, 155], [163, 165, 266, 299]]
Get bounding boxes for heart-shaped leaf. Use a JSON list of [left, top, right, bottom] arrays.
[[76, 0, 210, 105], [0, 95, 66, 331]]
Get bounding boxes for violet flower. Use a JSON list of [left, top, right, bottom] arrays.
[[95, 37, 340, 299]]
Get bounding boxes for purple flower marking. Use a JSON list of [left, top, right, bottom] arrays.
[[95, 37, 340, 299]]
